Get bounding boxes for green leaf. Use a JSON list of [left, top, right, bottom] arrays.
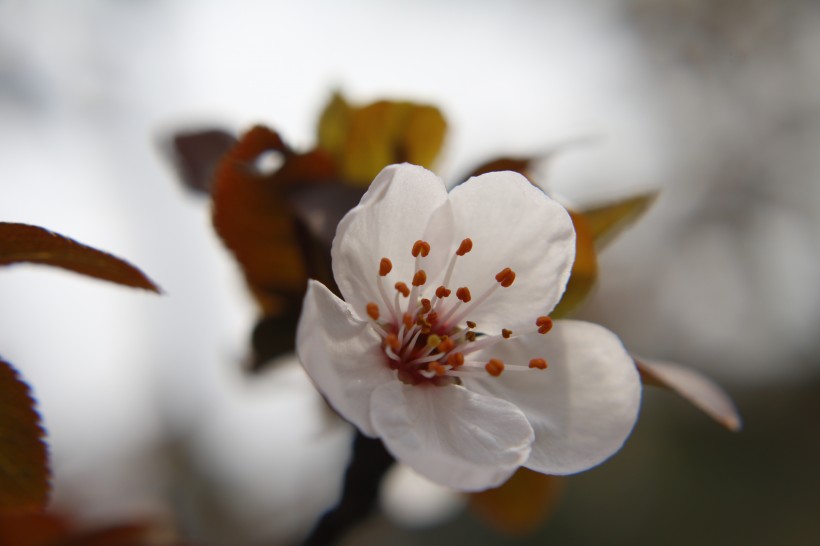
[[0, 360, 50, 513], [0, 223, 161, 293]]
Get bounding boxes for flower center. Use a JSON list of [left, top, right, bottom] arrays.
[[365, 239, 552, 386]]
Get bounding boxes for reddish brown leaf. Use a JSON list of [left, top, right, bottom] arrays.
[[0, 223, 160, 293], [470, 468, 564, 535], [165, 128, 237, 194], [637, 358, 742, 432], [0, 512, 69, 546], [211, 125, 336, 315], [0, 360, 50, 513], [0, 512, 184, 546]]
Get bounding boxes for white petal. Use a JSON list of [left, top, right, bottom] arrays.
[[331, 164, 453, 316], [465, 320, 641, 475], [636, 358, 742, 431], [296, 280, 394, 436], [370, 381, 534, 492], [445, 171, 575, 334]]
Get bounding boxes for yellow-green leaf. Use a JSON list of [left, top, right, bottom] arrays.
[[0, 360, 49, 513], [316, 93, 446, 186], [581, 193, 658, 250]]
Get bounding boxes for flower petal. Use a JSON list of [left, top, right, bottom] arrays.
[[331, 164, 453, 317], [465, 320, 641, 475], [636, 357, 742, 431], [445, 171, 575, 333], [370, 382, 534, 492], [296, 280, 393, 436]]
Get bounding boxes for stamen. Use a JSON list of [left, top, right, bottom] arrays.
[[466, 321, 476, 329], [366, 302, 380, 321], [502, 329, 512, 339], [456, 238, 473, 256], [466, 331, 477, 342], [428, 362, 447, 376], [447, 352, 464, 368], [536, 316, 553, 334], [529, 358, 548, 370], [437, 336, 455, 353], [420, 298, 432, 313], [395, 282, 410, 297], [485, 359, 505, 377], [426, 334, 442, 349], [435, 238, 473, 310], [411, 240, 431, 257], [412, 270, 427, 287], [435, 286, 451, 298], [402, 313, 414, 329], [495, 267, 516, 288], [456, 287, 472, 302], [385, 334, 401, 352], [385, 345, 401, 361], [379, 258, 392, 276]]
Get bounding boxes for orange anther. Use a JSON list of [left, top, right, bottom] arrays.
[[485, 359, 505, 377], [412, 270, 427, 287], [437, 336, 455, 353], [435, 286, 451, 298], [456, 287, 472, 303], [420, 298, 432, 313], [529, 358, 548, 370], [536, 316, 553, 334], [402, 313, 414, 329], [385, 334, 401, 351], [412, 240, 431, 257], [395, 282, 410, 297], [379, 258, 393, 276], [427, 311, 438, 325], [366, 302, 380, 321], [447, 352, 465, 368], [466, 331, 477, 342], [502, 329, 512, 339], [429, 362, 447, 376], [456, 238, 473, 256], [466, 321, 476, 329], [495, 267, 516, 287]]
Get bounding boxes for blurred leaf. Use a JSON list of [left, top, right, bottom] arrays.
[[0, 512, 182, 546], [0, 360, 49, 513], [316, 93, 446, 186], [0, 223, 161, 293], [552, 211, 598, 318], [637, 358, 742, 432], [165, 128, 237, 194], [470, 468, 564, 536], [467, 157, 533, 178], [211, 125, 336, 315], [581, 193, 658, 250], [0, 512, 68, 546]]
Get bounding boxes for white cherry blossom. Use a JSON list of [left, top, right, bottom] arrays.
[[297, 163, 641, 491]]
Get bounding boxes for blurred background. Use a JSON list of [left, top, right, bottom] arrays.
[[1, 0, 818, 544]]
